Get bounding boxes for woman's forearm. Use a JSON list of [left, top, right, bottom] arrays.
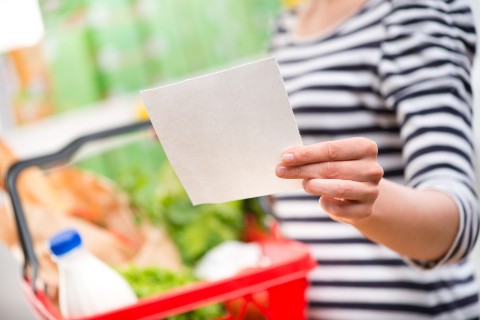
[[353, 179, 459, 262], [277, 139, 461, 263]]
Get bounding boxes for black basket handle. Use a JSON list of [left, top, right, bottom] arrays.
[[5, 120, 152, 291]]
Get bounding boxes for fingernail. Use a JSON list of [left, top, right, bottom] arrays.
[[281, 153, 294, 163], [276, 166, 286, 177]]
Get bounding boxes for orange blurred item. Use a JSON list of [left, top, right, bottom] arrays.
[[0, 192, 17, 246], [47, 167, 144, 250], [8, 44, 54, 124], [0, 139, 143, 248], [9, 44, 46, 86], [0, 140, 17, 189], [0, 139, 73, 214]]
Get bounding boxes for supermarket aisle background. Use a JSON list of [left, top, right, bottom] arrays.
[[0, 0, 282, 157], [0, 0, 281, 132]]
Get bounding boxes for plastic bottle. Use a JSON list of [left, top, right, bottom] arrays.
[[49, 229, 137, 318]]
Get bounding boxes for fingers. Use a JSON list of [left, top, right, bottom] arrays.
[[276, 138, 382, 224], [281, 138, 378, 166], [276, 160, 383, 182], [319, 196, 373, 223], [303, 179, 379, 202]]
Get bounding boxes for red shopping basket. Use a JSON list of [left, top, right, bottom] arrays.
[[5, 121, 316, 320]]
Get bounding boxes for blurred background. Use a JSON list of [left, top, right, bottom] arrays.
[[0, 0, 282, 134]]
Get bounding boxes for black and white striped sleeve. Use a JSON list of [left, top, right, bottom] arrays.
[[378, 0, 479, 268]]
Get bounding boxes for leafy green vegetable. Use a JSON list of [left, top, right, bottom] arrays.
[[119, 266, 224, 320], [119, 161, 245, 266]]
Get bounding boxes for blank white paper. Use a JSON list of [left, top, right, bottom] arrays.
[[140, 57, 303, 205]]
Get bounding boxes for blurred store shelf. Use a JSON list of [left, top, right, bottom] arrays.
[[3, 94, 140, 159]]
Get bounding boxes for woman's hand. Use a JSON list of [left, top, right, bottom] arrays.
[[275, 137, 384, 224]]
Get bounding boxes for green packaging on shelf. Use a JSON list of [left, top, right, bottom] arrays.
[[244, 0, 281, 53], [196, 0, 243, 70], [232, 0, 280, 57], [188, 1, 218, 68], [133, 0, 184, 82], [195, 0, 234, 65], [175, 0, 212, 74], [207, 0, 242, 64], [137, 30, 160, 84], [43, 26, 101, 113], [230, 0, 259, 57], [85, 0, 132, 25], [200, 0, 273, 65], [135, 0, 274, 82], [134, 15, 163, 83], [153, 0, 192, 79], [86, 0, 149, 95]]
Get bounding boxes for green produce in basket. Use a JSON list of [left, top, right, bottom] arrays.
[[119, 160, 245, 267], [118, 266, 224, 320]]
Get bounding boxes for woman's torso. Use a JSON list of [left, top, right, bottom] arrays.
[[271, 0, 480, 319]]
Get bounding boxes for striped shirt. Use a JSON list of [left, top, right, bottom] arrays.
[[270, 0, 480, 319]]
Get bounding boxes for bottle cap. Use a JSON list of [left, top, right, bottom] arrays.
[[49, 229, 82, 256]]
